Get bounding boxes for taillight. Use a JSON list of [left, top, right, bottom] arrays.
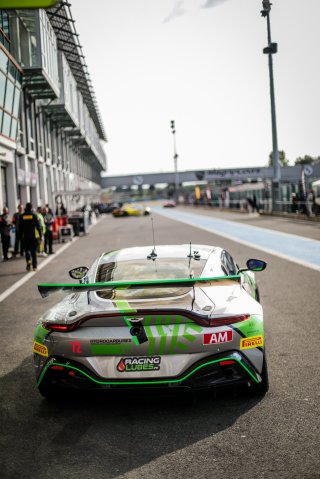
[[43, 323, 77, 332], [51, 365, 64, 370], [208, 314, 249, 326]]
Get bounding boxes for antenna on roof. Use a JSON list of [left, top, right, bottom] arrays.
[[147, 217, 157, 260], [187, 241, 193, 277], [187, 241, 201, 263]]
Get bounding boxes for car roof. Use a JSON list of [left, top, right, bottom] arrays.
[[100, 244, 219, 263]]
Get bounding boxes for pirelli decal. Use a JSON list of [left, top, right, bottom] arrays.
[[33, 341, 48, 357], [240, 335, 264, 350]]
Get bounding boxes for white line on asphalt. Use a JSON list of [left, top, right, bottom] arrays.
[[0, 238, 78, 304], [154, 210, 320, 272]]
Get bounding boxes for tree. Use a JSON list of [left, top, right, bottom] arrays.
[[268, 150, 289, 167], [294, 155, 319, 165]]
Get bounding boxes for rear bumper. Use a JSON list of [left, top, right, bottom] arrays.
[[37, 351, 262, 392]]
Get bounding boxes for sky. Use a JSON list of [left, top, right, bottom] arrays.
[[71, 0, 320, 176]]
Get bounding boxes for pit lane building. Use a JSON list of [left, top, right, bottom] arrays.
[[0, 2, 107, 214]]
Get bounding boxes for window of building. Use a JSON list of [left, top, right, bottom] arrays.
[[36, 110, 44, 158], [0, 11, 10, 51], [0, 70, 5, 106], [2, 112, 11, 137], [0, 46, 22, 141], [25, 95, 35, 152], [1, 165, 8, 207], [4, 77, 14, 111]]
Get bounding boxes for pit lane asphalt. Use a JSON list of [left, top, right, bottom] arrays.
[[0, 209, 319, 479]]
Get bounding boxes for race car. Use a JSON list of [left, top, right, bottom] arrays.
[[34, 244, 268, 398], [163, 200, 176, 208], [112, 204, 150, 217]]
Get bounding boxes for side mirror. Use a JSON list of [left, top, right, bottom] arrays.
[[246, 259, 267, 272], [69, 266, 89, 281], [238, 259, 267, 273]]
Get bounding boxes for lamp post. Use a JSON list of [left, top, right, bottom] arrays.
[[170, 120, 179, 203], [261, 0, 281, 211]]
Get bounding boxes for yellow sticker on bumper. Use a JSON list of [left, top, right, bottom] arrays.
[[240, 335, 264, 350], [33, 341, 48, 357]]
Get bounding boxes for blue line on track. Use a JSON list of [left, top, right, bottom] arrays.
[[154, 208, 320, 270]]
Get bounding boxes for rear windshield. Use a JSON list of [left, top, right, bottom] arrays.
[[96, 258, 206, 300]]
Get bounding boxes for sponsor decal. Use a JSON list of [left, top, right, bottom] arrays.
[[203, 330, 233, 345], [33, 341, 48, 357], [117, 356, 161, 373], [240, 335, 264, 350], [70, 341, 82, 353], [90, 339, 132, 345]]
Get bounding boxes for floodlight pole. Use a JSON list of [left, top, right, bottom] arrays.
[[261, 1, 281, 211], [170, 120, 179, 203]]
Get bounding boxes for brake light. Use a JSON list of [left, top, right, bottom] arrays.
[[208, 314, 249, 326], [51, 365, 64, 370], [43, 323, 77, 332], [219, 360, 236, 366]]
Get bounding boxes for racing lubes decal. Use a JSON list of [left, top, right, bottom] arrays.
[[240, 335, 264, 350], [117, 356, 161, 372], [203, 330, 233, 345], [33, 341, 48, 357]]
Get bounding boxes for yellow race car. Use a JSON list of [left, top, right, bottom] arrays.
[[112, 204, 150, 217]]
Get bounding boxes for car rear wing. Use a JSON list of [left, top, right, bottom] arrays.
[[38, 275, 241, 298]]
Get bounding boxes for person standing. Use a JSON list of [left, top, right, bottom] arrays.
[[252, 194, 259, 213], [42, 206, 54, 254], [36, 206, 46, 257], [56, 202, 67, 217], [12, 204, 24, 256], [0, 207, 12, 261], [19, 203, 42, 271]]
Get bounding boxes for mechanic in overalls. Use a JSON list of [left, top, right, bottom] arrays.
[[19, 203, 42, 272]]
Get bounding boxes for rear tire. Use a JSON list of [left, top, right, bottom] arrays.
[[255, 287, 261, 303], [38, 385, 61, 400], [250, 351, 269, 396]]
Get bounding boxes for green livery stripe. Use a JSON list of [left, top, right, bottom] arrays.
[[38, 275, 241, 298], [90, 344, 133, 355], [234, 315, 263, 338], [34, 324, 50, 344], [37, 357, 260, 387]]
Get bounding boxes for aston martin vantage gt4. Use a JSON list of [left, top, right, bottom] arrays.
[[34, 244, 268, 398]]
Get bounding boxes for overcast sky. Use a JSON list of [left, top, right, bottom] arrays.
[[71, 0, 320, 175]]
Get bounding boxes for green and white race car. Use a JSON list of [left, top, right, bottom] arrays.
[[34, 244, 268, 398]]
